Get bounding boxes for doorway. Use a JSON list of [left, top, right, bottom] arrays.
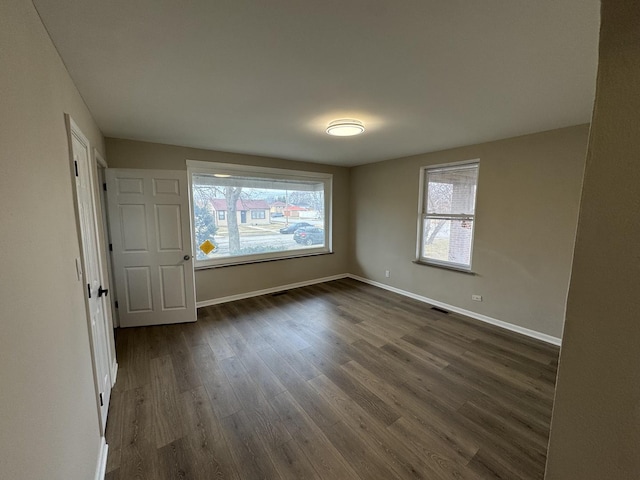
[[95, 154, 119, 331], [66, 115, 115, 434]]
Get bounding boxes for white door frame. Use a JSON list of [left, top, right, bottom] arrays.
[[65, 114, 115, 434]]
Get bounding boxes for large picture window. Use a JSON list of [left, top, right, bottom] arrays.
[[417, 161, 479, 271], [187, 160, 332, 268]]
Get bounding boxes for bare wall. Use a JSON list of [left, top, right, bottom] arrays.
[[545, 1, 640, 478], [105, 138, 350, 302], [0, 0, 106, 478], [349, 125, 589, 339]]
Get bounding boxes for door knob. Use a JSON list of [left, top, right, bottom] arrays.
[[183, 255, 191, 261], [98, 286, 109, 297]]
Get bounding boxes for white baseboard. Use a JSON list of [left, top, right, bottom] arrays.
[[194, 272, 561, 346], [111, 361, 118, 387], [196, 274, 350, 308], [94, 437, 108, 480], [347, 274, 562, 346]]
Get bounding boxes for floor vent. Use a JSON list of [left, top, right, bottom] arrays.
[[431, 306, 449, 314]]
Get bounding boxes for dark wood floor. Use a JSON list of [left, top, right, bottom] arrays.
[[104, 278, 559, 480]]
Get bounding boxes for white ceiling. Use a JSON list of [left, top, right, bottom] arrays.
[[34, 0, 600, 166]]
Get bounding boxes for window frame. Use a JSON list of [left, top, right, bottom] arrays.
[[416, 160, 479, 272], [187, 160, 333, 269]]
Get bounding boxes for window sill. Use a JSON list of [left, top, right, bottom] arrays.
[[412, 260, 477, 275], [195, 251, 334, 270]]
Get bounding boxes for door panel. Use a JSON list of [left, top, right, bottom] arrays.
[[116, 176, 144, 194], [107, 169, 196, 327], [153, 177, 180, 195], [119, 204, 148, 251], [155, 204, 183, 251], [160, 265, 187, 309], [124, 267, 153, 312]]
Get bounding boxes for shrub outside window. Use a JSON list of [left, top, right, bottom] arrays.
[[417, 161, 479, 271], [187, 160, 332, 268]]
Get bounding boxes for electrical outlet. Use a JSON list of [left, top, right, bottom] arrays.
[[385, 270, 390, 278], [472, 294, 482, 302]]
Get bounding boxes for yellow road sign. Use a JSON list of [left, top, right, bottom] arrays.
[[199, 239, 216, 255]]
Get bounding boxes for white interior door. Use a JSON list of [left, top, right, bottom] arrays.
[[106, 169, 196, 327], [67, 117, 111, 433]]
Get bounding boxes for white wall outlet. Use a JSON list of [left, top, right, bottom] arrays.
[[385, 270, 390, 278], [472, 294, 482, 302]]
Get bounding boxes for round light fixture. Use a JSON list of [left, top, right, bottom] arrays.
[[326, 119, 365, 137]]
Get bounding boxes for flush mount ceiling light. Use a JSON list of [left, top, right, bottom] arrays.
[[326, 119, 365, 137]]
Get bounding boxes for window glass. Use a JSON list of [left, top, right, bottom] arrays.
[[188, 162, 332, 267], [419, 162, 479, 270]]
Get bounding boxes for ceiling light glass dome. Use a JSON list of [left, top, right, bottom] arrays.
[[326, 119, 365, 136]]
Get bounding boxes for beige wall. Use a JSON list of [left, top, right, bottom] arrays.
[[545, 2, 640, 478], [0, 1, 106, 479], [349, 125, 589, 339], [106, 138, 350, 302]]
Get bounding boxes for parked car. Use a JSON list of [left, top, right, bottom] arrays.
[[271, 212, 284, 217], [293, 227, 325, 245], [279, 222, 312, 234]]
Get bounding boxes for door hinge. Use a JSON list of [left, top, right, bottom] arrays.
[[87, 283, 91, 299], [109, 243, 113, 252], [74, 161, 79, 177], [115, 301, 118, 309], [99, 393, 104, 407], [103, 182, 107, 191]]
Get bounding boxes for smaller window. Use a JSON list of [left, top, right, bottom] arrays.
[[251, 210, 266, 220], [418, 161, 479, 271], [218, 211, 226, 220]]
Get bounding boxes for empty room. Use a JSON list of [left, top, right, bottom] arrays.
[[2, 1, 639, 479]]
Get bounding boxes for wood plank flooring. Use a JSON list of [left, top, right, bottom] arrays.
[[105, 278, 559, 480]]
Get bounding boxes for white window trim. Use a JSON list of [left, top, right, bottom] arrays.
[[416, 159, 479, 273], [187, 160, 333, 269]]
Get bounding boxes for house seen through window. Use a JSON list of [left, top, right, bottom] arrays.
[[187, 161, 332, 267], [418, 161, 479, 271]]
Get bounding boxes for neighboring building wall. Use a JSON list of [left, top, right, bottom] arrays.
[[545, 2, 640, 478], [213, 208, 270, 226], [449, 170, 476, 265], [0, 1, 106, 478], [299, 210, 320, 220], [270, 202, 286, 214], [349, 125, 590, 340], [248, 209, 270, 224], [215, 209, 227, 226]]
